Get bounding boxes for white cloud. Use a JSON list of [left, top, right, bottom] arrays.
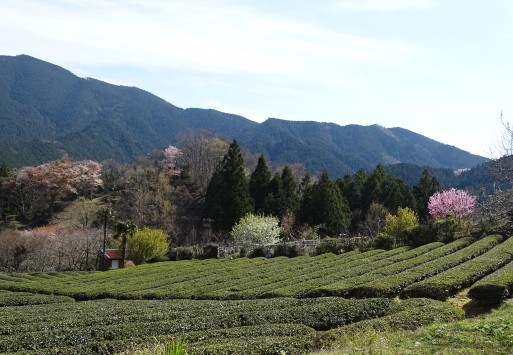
[[0, 0, 420, 86], [336, 0, 433, 11]]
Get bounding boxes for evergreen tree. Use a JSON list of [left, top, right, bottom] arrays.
[[204, 140, 253, 231], [249, 155, 271, 214], [281, 166, 299, 215], [363, 164, 414, 215], [299, 171, 352, 236], [338, 169, 368, 231], [414, 169, 440, 221], [264, 172, 283, 216], [362, 164, 387, 213], [0, 162, 10, 178]]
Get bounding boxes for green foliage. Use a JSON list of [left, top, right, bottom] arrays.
[[164, 337, 188, 355], [402, 234, 511, 300], [315, 238, 345, 255], [384, 206, 419, 237], [230, 214, 282, 249], [320, 298, 463, 346], [299, 171, 352, 236], [1, 235, 512, 303], [127, 227, 169, 265], [0, 55, 487, 180], [201, 243, 219, 259], [345, 237, 476, 298], [204, 140, 253, 232], [280, 166, 299, 214], [0, 162, 9, 178], [113, 219, 137, 263], [0, 296, 391, 354], [413, 169, 440, 220], [399, 217, 459, 247], [273, 243, 299, 258], [468, 257, 513, 305], [373, 232, 396, 250], [249, 155, 271, 214], [170, 247, 195, 261], [0, 290, 75, 307]]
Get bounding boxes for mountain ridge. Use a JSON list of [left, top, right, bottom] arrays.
[[0, 54, 487, 176]]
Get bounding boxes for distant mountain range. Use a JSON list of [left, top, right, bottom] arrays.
[[0, 55, 487, 176]]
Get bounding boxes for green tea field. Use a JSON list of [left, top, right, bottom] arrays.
[[2, 234, 513, 354]]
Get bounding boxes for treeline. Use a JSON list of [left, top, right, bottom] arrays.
[[0, 134, 443, 246], [197, 139, 441, 242]]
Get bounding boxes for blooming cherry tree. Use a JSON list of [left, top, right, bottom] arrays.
[[428, 188, 476, 220], [161, 145, 182, 176]]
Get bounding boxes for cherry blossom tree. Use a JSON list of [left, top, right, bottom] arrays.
[[2, 158, 103, 218], [161, 145, 182, 176], [428, 188, 476, 220]]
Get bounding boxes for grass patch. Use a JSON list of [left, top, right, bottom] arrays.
[[315, 300, 513, 354]]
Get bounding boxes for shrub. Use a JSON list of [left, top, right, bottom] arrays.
[[127, 227, 169, 265], [400, 218, 459, 247], [247, 246, 267, 258], [201, 243, 219, 259], [170, 247, 194, 261], [468, 258, 513, 305], [146, 255, 170, 264], [402, 234, 511, 300], [315, 238, 344, 255], [0, 291, 75, 307], [273, 244, 299, 258], [384, 207, 419, 237], [374, 233, 396, 250]]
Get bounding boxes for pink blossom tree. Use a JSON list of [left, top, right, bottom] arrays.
[[428, 188, 476, 220], [161, 145, 182, 176]]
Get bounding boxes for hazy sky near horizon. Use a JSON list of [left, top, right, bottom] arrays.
[[2, 0, 512, 157]]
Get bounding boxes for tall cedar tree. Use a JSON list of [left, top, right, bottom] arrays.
[[204, 140, 253, 231], [299, 171, 352, 236], [413, 169, 440, 221], [264, 172, 283, 216], [249, 155, 271, 214], [362, 164, 415, 215], [281, 166, 299, 215], [338, 169, 368, 231], [0, 162, 9, 178]]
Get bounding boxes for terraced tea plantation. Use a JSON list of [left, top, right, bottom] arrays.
[[1, 234, 513, 354]]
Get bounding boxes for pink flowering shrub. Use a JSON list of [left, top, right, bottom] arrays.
[[428, 188, 476, 220]]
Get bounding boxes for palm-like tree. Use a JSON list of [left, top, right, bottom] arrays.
[[113, 219, 137, 265], [95, 206, 115, 270]]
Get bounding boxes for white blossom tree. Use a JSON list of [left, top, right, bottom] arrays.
[[230, 214, 282, 249]]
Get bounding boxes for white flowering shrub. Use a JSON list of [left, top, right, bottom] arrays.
[[230, 214, 282, 249]]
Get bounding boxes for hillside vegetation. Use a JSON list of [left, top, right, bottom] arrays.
[[0, 55, 486, 175]]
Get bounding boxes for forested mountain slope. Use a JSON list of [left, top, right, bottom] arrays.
[[0, 55, 487, 176]]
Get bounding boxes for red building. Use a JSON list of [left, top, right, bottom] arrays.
[[100, 249, 124, 270]]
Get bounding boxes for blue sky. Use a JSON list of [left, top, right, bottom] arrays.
[[2, 0, 512, 157]]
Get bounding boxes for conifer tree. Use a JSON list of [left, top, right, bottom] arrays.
[[249, 155, 271, 214], [363, 164, 415, 215], [281, 166, 299, 214], [264, 172, 283, 216], [204, 139, 253, 231], [0, 162, 9, 178], [338, 169, 368, 231], [299, 171, 352, 236], [414, 169, 440, 221]]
